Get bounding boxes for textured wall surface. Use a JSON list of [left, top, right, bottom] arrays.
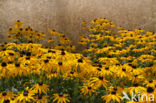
[[0, 0, 156, 44]]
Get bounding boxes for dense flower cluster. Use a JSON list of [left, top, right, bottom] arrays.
[[0, 19, 155, 103], [79, 18, 156, 103], [7, 20, 75, 52]]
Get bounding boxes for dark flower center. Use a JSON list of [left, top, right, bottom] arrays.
[[38, 55, 41, 58], [61, 49, 64, 51], [26, 56, 30, 60], [97, 68, 101, 71], [26, 52, 31, 56], [149, 80, 153, 83], [3, 99, 10, 103], [78, 59, 83, 63], [98, 76, 103, 80], [61, 51, 65, 55], [48, 50, 52, 53], [94, 61, 99, 64], [59, 93, 63, 97], [111, 91, 116, 95], [1, 62, 7, 67], [15, 63, 20, 67], [23, 90, 28, 96], [28, 40, 33, 43], [147, 87, 154, 93], [47, 56, 51, 59], [107, 55, 112, 58], [2, 92, 7, 96], [70, 71, 74, 74], [20, 54, 23, 57], [9, 53, 14, 56], [39, 82, 43, 86], [58, 61, 62, 66], [62, 35, 66, 38], [52, 51, 56, 53], [38, 96, 42, 99], [2, 48, 6, 51], [19, 28, 23, 31], [132, 65, 137, 69], [122, 68, 126, 72], [133, 83, 139, 87], [88, 86, 92, 90], [98, 64, 102, 68], [44, 59, 49, 63], [105, 67, 109, 70]]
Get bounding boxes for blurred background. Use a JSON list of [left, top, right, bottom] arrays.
[[0, 0, 156, 44]]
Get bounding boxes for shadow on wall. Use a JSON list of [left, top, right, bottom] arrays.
[[0, 0, 156, 44]]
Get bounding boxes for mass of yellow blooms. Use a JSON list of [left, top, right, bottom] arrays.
[[0, 19, 156, 103]]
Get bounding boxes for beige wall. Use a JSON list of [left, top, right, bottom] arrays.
[[0, 0, 156, 44]]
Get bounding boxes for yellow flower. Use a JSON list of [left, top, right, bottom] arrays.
[[13, 20, 24, 28], [81, 82, 97, 96], [52, 93, 70, 103], [144, 80, 156, 88], [116, 65, 132, 79], [101, 91, 122, 103], [108, 86, 123, 95], [35, 96, 49, 103], [16, 89, 36, 103], [90, 76, 108, 89], [66, 45, 75, 52], [63, 70, 78, 79], [0, 91, 15, 103], [13, 62, 28, 77], [141, 87, 156, 102], [96, 66, 113, 77], [126, 83, 146, 94], [31, 82, 49, 94]]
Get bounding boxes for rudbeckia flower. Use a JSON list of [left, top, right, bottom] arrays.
[[13, 20, 24, 29], [141, 87, 156, 102], [31, 82, 49, 94], [144, 80, 156, 88], [126, 83, 146, 94], [100, 66, 113, 76], [16, 88, 36, 103], [52, 93, 70, 103], [108, 86, 123, 95], [0, 91, 15, 103], [81, 82, 97, 96], [35, 95, 48, 103], [90, 76, 108, 89], [101, 91, 122, 103], [13, 62, 28, 77], [116, 67, 132, 78]]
